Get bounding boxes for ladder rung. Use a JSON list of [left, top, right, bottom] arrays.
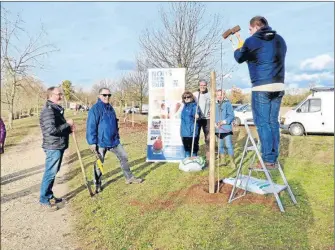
[[247, 146, 257, 151]]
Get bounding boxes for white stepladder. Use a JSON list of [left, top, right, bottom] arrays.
[[227, 119, 297, 212]]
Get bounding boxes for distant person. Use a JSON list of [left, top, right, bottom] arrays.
[[215, 89, 235, 167], [180, 91, 200, 157], [0, 117, 6, 154], [193, 80, 211, 161], [233, 16, 287, 169], [39, 87, 75, 210], [86, 88, 143, 194]]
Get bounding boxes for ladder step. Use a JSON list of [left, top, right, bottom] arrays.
[[247, 146, 257, 151]]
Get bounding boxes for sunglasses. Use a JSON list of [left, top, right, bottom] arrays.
[[101, 94, 111, 97], [183, 96, 192, 99]]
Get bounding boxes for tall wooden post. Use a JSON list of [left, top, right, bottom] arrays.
[[209, 71, 216, 193], [131, 101, 134, 127]]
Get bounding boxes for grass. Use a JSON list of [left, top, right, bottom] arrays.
[[63, 113, 334, 250], [2, 111, 333, 249]]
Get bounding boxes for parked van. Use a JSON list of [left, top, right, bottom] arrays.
[[280, 87, 334, 136], [141, 104, 149, 114]]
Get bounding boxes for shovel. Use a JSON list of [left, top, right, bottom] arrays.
[[72, 131, 94, 197]]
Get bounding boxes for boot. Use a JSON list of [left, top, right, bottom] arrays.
[[229, 155, 237, 168]]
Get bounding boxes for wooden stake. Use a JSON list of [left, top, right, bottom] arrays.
[[209, 71, 216, 193]]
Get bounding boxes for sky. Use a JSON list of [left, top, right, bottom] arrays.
[[2, 1, 334, 92]]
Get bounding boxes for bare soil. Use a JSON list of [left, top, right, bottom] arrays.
[[1, 129, 82, 250]]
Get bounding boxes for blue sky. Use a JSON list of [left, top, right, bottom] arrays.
[[3, 1, 334, 92]]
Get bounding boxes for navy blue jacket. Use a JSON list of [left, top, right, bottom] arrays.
[[234, 26, 287, 87], [180, 102, 200, 137], [86, 99, 120, 148], [215, 99, 235, 134]]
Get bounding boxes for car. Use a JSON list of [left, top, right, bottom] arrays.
[[232, 104, 244, 111], [233, 104, 253, 126], [123, 105, 140, 114]]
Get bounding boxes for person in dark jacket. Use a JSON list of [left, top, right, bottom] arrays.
[[180, 91, 200, 158], [233, 16, 286, 169], [0, 117, 6, 154], [39, 87, 74, 209], [86, 88, 142, 193], [215, 90, 235, 167]]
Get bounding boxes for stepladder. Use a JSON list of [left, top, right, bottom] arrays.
[[226, 119, 297, 212]]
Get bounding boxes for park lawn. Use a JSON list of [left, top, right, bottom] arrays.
[[63, 113, 334, 250]]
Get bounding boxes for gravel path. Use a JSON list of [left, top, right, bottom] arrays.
[[1, 129, 81, 250]]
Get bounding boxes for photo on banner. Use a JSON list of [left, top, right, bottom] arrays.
[[146, 68, 186, 162]]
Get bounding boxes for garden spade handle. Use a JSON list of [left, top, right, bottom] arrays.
[[72, 131, 94, 197]]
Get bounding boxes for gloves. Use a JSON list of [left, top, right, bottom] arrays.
[[236, 40, 244, 50]]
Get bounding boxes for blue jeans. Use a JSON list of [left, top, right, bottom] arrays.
[[216, 133, 234, 156], [40, 149, 65, 204], [94, 144, 133, 185], [251, 91, 284, 163]]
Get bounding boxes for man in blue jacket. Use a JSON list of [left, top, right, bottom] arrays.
[[86, 88, 142, 193], [233, 16, 286, 169]]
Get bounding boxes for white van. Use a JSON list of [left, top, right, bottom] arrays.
[[280, 87, 334, 136]]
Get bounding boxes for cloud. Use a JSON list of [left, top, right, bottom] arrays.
[[300, 54, 334, 71], [115, 60, 136, 70], [286, 71, 334, 82]]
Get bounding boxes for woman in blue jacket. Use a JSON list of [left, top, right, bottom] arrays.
[[180, 91, 200, 158], [215, 89, 236, 167]]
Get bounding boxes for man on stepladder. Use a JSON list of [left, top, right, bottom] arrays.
[[233, 16, 287, 169]]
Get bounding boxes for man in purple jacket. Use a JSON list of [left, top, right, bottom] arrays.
[[233, 16, 287, 169], [0, 117, 6, 154]]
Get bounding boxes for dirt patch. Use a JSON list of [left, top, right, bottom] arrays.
[[1, 128, 81, 250], [130, 177, 278, 213]]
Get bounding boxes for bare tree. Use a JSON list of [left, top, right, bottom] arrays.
[[1, 7, 57, 128], [139, 2, 231, 89], [121, 57, 148, 111]]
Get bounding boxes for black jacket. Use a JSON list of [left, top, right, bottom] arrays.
[[40, 100, 72, 150]]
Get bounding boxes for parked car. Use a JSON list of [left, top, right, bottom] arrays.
[[123, 105, 140, 114], [232, 104, 244, 111], [280, 87, 334, 136], [233, 104, 253, 126]]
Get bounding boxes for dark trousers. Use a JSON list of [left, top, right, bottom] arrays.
[[182, 137, 199, 157], [197, 119, 210, 152]]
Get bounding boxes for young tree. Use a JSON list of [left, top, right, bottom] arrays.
[[139, 2, 230, 89], [1, 7, 57, 128], [61, 80, 74, 109], [229, 86, 244, 104]]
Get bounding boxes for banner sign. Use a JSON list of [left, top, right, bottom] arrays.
[[146, 68, 186, 162]]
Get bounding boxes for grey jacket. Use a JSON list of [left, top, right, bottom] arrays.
[[193, 91, 211, 119], [40, 100, 72, 150]]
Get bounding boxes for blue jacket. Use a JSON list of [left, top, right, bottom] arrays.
[[234, 26, 287, 87], [215, 99, 235, 134], [180, 102, 200, 137], [86, 99, 120, 148]]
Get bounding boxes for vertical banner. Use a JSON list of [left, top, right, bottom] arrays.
[[146, 68, 186, 162]]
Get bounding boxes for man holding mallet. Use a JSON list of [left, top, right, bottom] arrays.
[[228, 16, 287, 169]]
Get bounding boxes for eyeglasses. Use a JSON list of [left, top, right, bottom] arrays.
[[183, 96, 192, 99], [101, 94, 111, 97]]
